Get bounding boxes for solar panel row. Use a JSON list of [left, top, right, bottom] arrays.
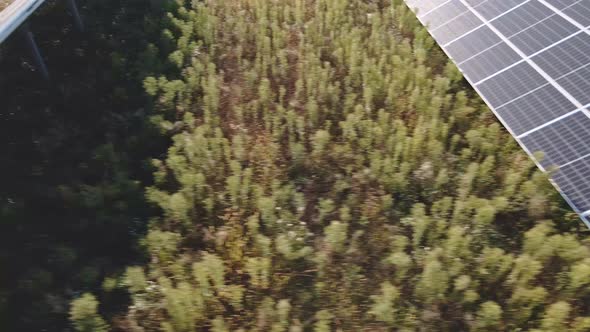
[[404, 0, 590, 227]]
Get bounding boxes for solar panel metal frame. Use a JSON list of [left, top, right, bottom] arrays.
[[404, 0, 590, 228], [0, 0, 47, 44]]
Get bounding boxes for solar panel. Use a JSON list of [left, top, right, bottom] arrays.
[[405, 0, 590, 228]]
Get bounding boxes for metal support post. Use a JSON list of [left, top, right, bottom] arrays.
[[66, 0, 84, 32], [21, 23, 49, 80]]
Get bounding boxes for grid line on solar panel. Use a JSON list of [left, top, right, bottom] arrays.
[[559, 148, 590, 170], [408, 0, 452, 16], [474, 29, 583, 85], [421, 0, 468, 29], [465, 0, 487, 6], [557, 65, 590, 105], [472, 0, 528, 20], [459, 42, 521, 82], [441, 0, 528, 47], [438, 19, 484, 46], [520, 112, 590, 169], [445, 26, 501, 63], [531, 32, 590, 78], [475, 62, 546, 107], [494, 61, 590, 111], [496, 84, 577, 136], [456, 6, 564, 65], [490, 62, 588, 136], [551, 156, 590, 212], [450, 0, 581, 115], [431, 9, 477, 33], [459, 0, 585, 113], [470, 10, 579, 65], [538, 0, 590, 31], [508, 14, 580, 55], [431, 11, 483, 44], [441, 1, 581, 84], [563, 1, 590, 27], [544, 0, 577, 10], [456, 41, 502, 64], [420, 4, 447, 17], [490, 1, 555, 37], [516, 107, 580, 139]]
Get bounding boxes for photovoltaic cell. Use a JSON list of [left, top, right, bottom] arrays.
[[563, 1, 590, 27], [464, 0, 487, 6], [552, 156, 590, 213], [495, 83, 577, 135], [422, 0, 468, 29], [407, 0, 448, 15], [404, 0, 590, 226], [544, 0, 578, 10], [557, 65, 590, 105], [531, 32, 590, 78], [432, 11, 483, 44], [472, 0, 527, 20], [520, 111, 590, 168], [491, 1, 555, 38], [476, 62, 546, 107], [460, 42, 521, 82], [508, 14, 579, 56], [445, 26, 501, 63]]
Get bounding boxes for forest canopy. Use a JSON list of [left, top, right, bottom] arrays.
[[2, 0, 590, 331]]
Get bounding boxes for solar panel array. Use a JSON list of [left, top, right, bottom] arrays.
[[404, 0, 590, 227]]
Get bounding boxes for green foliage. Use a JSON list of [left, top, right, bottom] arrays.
[[314, 310, 333, 332], [69, 294, 109, 332], [324, 221, 348, 253], [541, 301, 572, 331], [56, 0, 590, 331], [474, 301, 502, 331], [0, 0, 169, 329], [124, 266, 148, 294], [144, 230, 182, 265], [369, 282, 401, 324]]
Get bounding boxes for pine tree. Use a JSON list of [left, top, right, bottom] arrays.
[[69, 294, 109, 332]]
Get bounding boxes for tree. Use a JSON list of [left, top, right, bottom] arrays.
[[69, 294, 109, 332], [64, 0, 590, 330]]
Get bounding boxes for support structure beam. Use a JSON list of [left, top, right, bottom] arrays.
[[66, 0, 83, 32], [2, 0, 86, 79], [21, 23, 48, 80]]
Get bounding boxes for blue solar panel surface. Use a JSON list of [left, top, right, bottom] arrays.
[[405, 0, 590, 227]]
